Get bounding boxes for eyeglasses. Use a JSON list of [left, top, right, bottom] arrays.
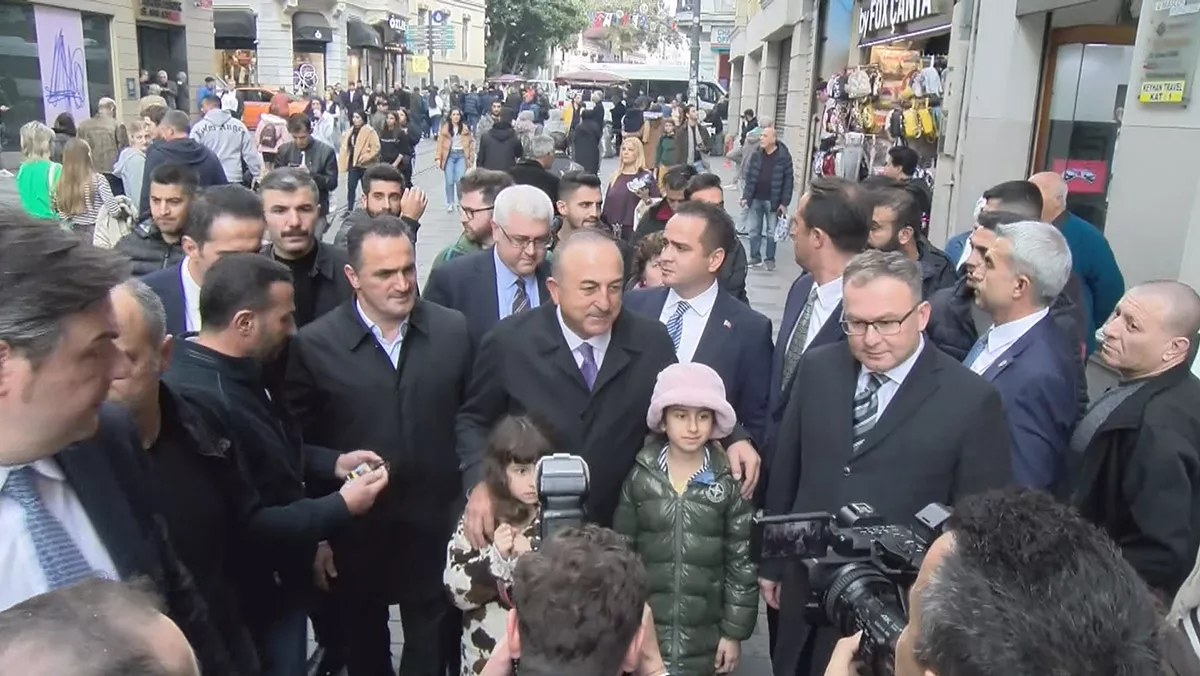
[[840, 304, 921, 336], [497, 222, 552, 252], [460, 204, 495, 219]]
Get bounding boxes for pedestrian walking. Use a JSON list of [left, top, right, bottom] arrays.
[[339, 110, 381, 208], [54, 138, 117, 242], [445, 415, 554, 676], [436, 108, 474, 211], [16, 120, 60, 219]]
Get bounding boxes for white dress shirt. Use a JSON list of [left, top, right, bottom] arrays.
[[658, 280, 719, 363], [357, 300, 408, 368], [855, 336, 926, 427], [557, 307, 611, 371], [0, 459, 120, 612], [786, 276, 844, 350], [968, 308, 1049, 375], [181, 258, 203, 333]]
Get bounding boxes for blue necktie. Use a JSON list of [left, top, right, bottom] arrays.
[[579, 343, 599, 390], [3, 467, 96, 590], [666, 301, 691, 352], [963, 330, 991, 369]]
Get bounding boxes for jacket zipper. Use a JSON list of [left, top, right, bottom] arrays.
[[672, 487, 684, 673]]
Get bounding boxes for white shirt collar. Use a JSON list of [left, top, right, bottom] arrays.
[[986, 307, 1049, 354], [180, 258, 202, 332], [862, 335, 926, 386], [0, 458, 66, 487], [355, 299, 407, 344], [665, 279, 719, 318], [816, 275, 845, 308], [556, 307, 611, 356]]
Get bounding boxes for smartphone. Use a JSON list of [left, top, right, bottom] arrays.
[[752, 512, 832, 561]]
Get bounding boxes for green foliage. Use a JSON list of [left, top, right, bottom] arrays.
[[486, 0, 589, 75], [589, 0, 682, 59]]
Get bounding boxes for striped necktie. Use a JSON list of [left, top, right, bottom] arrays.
[[852, 373, 886, 451], [781, 286, 819, 391], [3, 467, 96, 589], [512, 279, 531, 315], [666, 301, 691, 352], [963, 329, 991, 369]]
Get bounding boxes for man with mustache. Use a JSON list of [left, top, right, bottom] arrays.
[[286, 214, 473, 676], [261, 167, 354, 329]]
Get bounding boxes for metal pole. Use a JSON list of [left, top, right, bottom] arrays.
[[427, 18, 436, 88], [689, 0, 701, 103]]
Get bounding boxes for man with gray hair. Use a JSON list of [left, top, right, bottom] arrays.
[[764, 249, 1010, 676], [425, 183, 554, 345], [969, 220, 1081, 491], [139, 109, 227, 221], [508, 133, 561, 204], [77, 96, 126, 173]]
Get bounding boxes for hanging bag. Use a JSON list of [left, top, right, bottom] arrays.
[[917, 100, 937, 138], [902, 105, 921, 140]]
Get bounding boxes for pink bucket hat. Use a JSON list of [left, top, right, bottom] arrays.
[[646, 362, 737, 438]]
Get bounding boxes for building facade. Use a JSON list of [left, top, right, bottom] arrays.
[[0, 0, 213, 148]]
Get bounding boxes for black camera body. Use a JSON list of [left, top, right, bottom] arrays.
[[752, 502, 951, 675], [533, 453, 590, 550]]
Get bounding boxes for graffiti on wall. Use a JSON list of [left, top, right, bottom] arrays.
[[34, 5, 90, 124]]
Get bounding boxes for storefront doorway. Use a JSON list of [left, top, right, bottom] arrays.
[[137, 23, 187, 85], [1034, 26, 1137, 231]]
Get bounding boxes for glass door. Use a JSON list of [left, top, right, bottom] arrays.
[[1033, 26, 1136, 231]]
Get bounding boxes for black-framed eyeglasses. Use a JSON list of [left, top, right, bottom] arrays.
[[460, 204, 495, 219], [496, 221, 552, 252], [840, 304, 921, 336]]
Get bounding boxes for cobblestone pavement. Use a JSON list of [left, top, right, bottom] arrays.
[[0, 144, 792, 675]]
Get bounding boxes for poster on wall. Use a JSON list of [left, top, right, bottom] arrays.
[[33, 5, 90, 125], [1051, 159, 1109, 195]]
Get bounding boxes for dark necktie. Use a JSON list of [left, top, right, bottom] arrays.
[[512, 279, 530, 315], [852, 373, 886, 451], [579, 343, 598, 390], [781, 286, 819, 391]]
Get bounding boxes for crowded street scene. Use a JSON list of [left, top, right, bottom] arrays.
[[2, 0, 1200, 675]]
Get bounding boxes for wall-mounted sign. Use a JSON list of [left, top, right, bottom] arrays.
[[139, 0, 183, 23], [1138, 0, 1200, 106], [711, 25, 733, 48], [1139, 80, 1186, 103], [431, 9, 450, 24], [388, 14, 405, 31], [857, 0, 937, 39]]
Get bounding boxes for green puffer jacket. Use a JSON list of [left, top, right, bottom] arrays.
[[613, 439, 758, 675]]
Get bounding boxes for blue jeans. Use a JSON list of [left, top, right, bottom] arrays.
[[443, 149, 467, 205], [255, 603, 309, 676], [429, 115, 442, 137], [346, 167, 365, 209], [746, 198, 778, 263]]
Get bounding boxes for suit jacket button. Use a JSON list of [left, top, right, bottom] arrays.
[[842, 466, 851, 477]]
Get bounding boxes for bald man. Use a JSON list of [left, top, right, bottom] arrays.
[[1029, 171, 1125, 354], [455, 229, 762, 544], [1067, 280, 1200, 596]]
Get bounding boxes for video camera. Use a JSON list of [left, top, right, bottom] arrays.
[[751, 502, 951, 676], [533, 453, 590, 550]]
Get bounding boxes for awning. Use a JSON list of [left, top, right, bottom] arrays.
[[292, 11, 332, 43], [347, 17, 383, 50], [214, 9, 256, 42]]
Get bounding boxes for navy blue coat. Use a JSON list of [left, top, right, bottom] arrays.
[[975, 315, 1081, 492], [423, 249, 551, 347], [623, 285, 774, 446], [143, 262, 188, 336], [741, 141, 795, 211], [765, 273, 847, 462]]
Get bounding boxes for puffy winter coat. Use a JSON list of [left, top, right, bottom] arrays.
[[614, 440, 758, 676]]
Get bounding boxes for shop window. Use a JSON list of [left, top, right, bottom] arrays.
[[82, 14, 113, 113], [774, 37, 791, 126], [218, 50, 258, 87], [0, 4, 43, 150]]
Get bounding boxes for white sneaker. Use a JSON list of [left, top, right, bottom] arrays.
[[446, 203, 455, 213], [0, 169, 13, 178]]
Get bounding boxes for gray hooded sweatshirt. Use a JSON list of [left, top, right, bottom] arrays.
[[190, 108, 262, 183]]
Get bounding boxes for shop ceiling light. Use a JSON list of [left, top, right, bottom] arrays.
[[859, 23, 953, 48]]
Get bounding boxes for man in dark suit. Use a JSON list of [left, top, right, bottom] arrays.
[[286, 215, 473, 676], [454, 230, 762, 548], [0, 213, 234, 673], [624, 201, 773, 445], [143, 185, 267, 335], [508, 133, 560, 204], [424, 184, 554, 345], [259, 167, 354, 328], [969, 220, 1081, 492], [763, 250, 1011, 676], [767, 177, 870, 461]]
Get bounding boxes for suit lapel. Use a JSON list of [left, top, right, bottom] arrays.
[[56, 447, 141, 578], [535, 306, 592, 393], [773, 276, 813, 382], [826, 345, 859, 453], [536, 261, 552, 305], [694, 293, 734, 366], [980, 318, 1045, 382], [812, 300, 844, 348], [853, 346, 939, 460], [480, 252, 501, 322]]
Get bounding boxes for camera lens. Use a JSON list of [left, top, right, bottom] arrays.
[[822, 563, 908, 663]]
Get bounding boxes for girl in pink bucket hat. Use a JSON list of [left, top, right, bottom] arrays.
[[613, 363, 757, 675]]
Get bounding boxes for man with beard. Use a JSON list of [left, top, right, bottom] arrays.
[[164, 254, 390, 676], [429, 168, 514, 271], [273, 115, 339, 220], [551, 171, 636, 283], [333, 164, 427, 247], [260, 168, 353, 328], [116, 163, 196, 276], [862, 178, 955, 299], [287, 214, 473, 676]]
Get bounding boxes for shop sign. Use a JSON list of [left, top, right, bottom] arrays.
[[139, 0, 183, 23], [711, 26, 732, 48], [388, 14, 406, 31], [410, 55, 429, 74], [857, 0, 937, 38], [1139, 80, 1186, 103]]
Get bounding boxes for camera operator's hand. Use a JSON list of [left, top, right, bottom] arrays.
[[400, 186, 428, 221], [334, 449, 384, 479], [466, 483, 496, 548], [823, 632, 864, 676], [725, 440, 761, 499], [480, 633, 514, 676], [339, 466, 389, 515], [714, 637, 740, 674], [494, 523, 517, 558], [759, 578, 781, 610]]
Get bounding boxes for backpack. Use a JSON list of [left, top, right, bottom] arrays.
[[826, 74, 848, 101], [887, 108, 904, 139], [846, 69, 872, 99], [916, 100, 937, 138], [902, 106, 921, 139]]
